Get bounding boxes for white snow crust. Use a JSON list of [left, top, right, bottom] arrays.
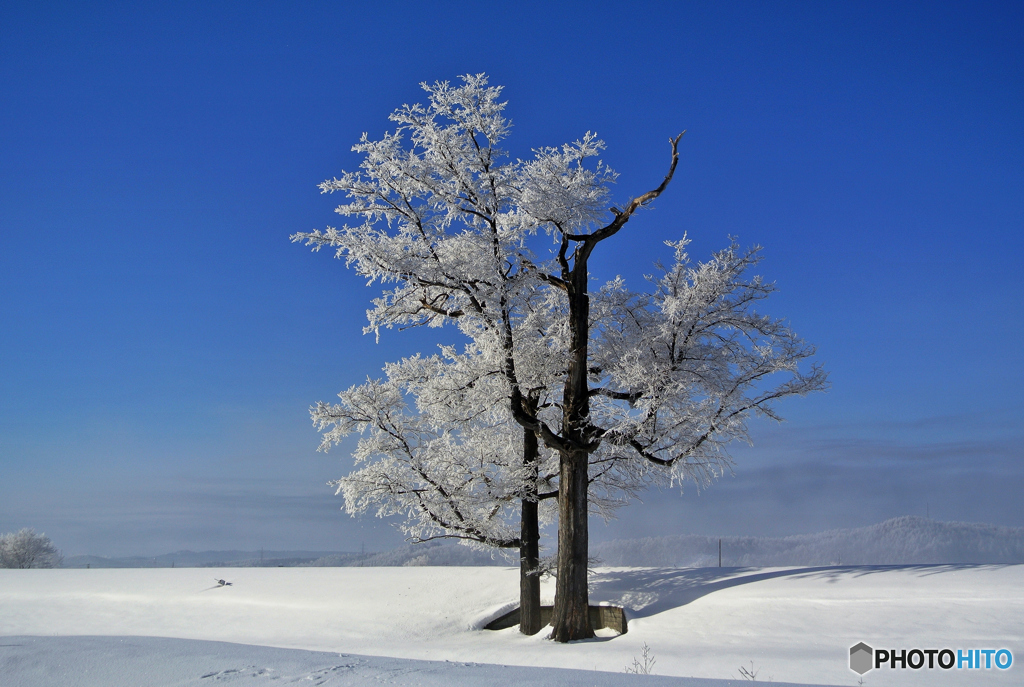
[[2, 565, 1021, 686]]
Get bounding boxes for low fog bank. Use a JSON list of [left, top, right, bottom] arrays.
[[62, 542, 504, 569], [61, 516, 1024, 569]]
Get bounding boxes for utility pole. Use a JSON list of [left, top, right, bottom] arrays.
[[719, 539, 722, 567]]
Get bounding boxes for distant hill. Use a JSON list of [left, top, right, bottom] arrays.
[[592, 516, 1024, 567]]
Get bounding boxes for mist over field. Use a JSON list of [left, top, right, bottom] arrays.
[[59, 517, 1024, 569]]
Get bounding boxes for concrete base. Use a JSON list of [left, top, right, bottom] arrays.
[[484, 605, 627, 634]]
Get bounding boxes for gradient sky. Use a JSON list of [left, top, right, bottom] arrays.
[[1, 1, 1021, 557]]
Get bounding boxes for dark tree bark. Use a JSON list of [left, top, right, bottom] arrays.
[[519, 413, 542, 635], [550, 260, 596, 641], [519, 498, 541, 634], [550, 448, 593, 640]]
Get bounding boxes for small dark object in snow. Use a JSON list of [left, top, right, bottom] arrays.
[[215, 579, 233, 587]]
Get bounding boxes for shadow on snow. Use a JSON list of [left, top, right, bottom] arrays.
[[588, 564, 1011, 619]]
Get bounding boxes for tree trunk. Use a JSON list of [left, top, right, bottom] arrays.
[[550, 271, 594, 642], [519, 418, 542, 635], [549, 446, 593, 641]]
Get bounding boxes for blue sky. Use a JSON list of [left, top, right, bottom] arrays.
[[1, 1, 1021, 557]]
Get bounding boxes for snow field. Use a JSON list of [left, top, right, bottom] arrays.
[[2, 565, 1021, 686]]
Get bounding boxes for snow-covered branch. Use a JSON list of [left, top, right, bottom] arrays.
[[586, 237, 829, 485]]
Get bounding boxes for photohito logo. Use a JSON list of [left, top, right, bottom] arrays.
[[849, 643, 1013, 675]]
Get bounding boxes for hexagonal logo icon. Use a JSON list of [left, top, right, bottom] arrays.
[[850, 642, 874, 675]]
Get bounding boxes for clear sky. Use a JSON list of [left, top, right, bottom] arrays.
[[1, 1, 1021, 557]]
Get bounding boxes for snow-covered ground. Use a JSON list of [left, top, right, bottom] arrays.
[[2, 565, 1021, 686]]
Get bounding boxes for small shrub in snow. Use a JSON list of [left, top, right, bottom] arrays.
[[625, 642, 656, 675]]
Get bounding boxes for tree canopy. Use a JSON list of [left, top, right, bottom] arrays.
[[295, 74, 826, 640]]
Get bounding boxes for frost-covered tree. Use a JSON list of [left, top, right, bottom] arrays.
[[311, 311, 642, 634], [0, 528, 62, 569], [293, 74, 605, 636], [294, 74, 825, 641]]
